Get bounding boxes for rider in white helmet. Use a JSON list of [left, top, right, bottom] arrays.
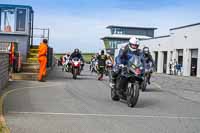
[[115, 36, 142, 65], [111, 36, 144, 87], [128, 36, 140, 51]]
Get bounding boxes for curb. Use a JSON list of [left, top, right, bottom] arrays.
[[0, 90, 11, 133]]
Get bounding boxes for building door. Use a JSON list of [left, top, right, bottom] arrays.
[[191, 49, 198, 76], [163, 51, 167, 73], [154, 51, 158, 71], [177, 49, 183, 65]]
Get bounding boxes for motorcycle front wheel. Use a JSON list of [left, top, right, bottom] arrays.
[[111, 87, 120, 101], [73, 68, 78, 79], [126, 82, 139, 108], [141, 77, 147, 92]]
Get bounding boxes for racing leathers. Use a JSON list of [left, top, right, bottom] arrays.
[[97, 54, 107, 80]]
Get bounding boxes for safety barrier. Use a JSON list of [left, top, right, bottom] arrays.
[[0, 52, 9, 91], [47, 47, 53, 68]]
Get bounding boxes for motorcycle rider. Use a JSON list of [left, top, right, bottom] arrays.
[[62, 52, 71, 72], [90, 55, 96, 71], [106, 54, 114, 65], [105, 54, 114, 80], [97, 50, 108, 80], [110, 36, 144, 87], [69, 49, 84, 70], [70, 48, 84, 61], [143, 47, 155, 84]]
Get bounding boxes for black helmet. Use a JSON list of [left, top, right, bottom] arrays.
[[101, 50, 104, 55], [143, 47, 149, 54], [74, 48, 79, 53]]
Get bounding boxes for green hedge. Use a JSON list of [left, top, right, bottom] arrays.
[[54, 53, 95, 63]]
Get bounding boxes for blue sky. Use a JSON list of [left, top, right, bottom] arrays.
[[1, 0, 200, 53]]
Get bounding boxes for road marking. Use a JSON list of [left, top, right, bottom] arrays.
[[152, 83, 162, 89], [0, 84, 60, 133], [8, 111, 200, 120]]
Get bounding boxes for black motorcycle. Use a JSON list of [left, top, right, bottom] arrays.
[[110, 55, 144, 108], [141, 62, 153, 91]]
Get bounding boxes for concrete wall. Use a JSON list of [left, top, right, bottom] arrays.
[[0, 52, 9, 91], [0, 34, 29, 62], [140, 24, 200, 77]]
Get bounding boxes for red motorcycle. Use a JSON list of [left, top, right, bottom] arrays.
[[71, 58, 81, 79]]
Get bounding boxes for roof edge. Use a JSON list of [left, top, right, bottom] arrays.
[[106, 25, 157, 30], [0, 4, 33, 11], [170, 23, 200, 31], [141, 35, 170, 41]]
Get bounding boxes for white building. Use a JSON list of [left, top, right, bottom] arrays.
[[140, 23, 200, 77]]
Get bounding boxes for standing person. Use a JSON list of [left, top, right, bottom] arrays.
[[191, 63, 196, 76], [38, 39, 48, 82], [169, 59, 173, 75], [97, 50, 107, 80], [173, 59, 177, 75], [176, 63, 182, 75]]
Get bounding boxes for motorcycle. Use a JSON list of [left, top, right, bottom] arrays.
[[105, 60, 113, 76], [71, 57, 81, 79], [105, 59, 113, 81], [62, 59, 70, 72], [141, 62, 153, 91], [90, 59, 97, 73], [110, 55, 144, 108]]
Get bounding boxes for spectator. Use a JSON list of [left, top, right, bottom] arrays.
[[173, 59, 177, 75], [169, 59, 173, 75], [176, 63, 182, 76]]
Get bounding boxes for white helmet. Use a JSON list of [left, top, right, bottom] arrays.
[[128, 37, 140, 51]]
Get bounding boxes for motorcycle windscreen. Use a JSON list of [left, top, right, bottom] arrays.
[[128, 56, 143, 69]]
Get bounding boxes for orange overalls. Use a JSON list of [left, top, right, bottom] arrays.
[[38, 43, 48, 81], [9, 43, 15, 65]]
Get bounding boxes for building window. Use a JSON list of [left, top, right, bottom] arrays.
[[16, 8, 27, 32], [0, 8, 15, 32], [111, 28, 125, 35], [177, 49, 183, 65]]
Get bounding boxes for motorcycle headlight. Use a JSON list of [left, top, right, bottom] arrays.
[[74, 62, 79, 65], [140, 66, 143, 70]]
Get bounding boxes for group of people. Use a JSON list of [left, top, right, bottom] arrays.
[[59, 49, 84, 72], [37, 37, 155, 83], [169, 59, 182, 75], [90, 50, 114, 80], [89, 37, 155, 85], [110, 37, 155, 87]]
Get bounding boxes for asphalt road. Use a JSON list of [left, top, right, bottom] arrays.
[[4, 66, 200, 133]]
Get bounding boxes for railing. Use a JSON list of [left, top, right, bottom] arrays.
[[0, 42, 10, 52]]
